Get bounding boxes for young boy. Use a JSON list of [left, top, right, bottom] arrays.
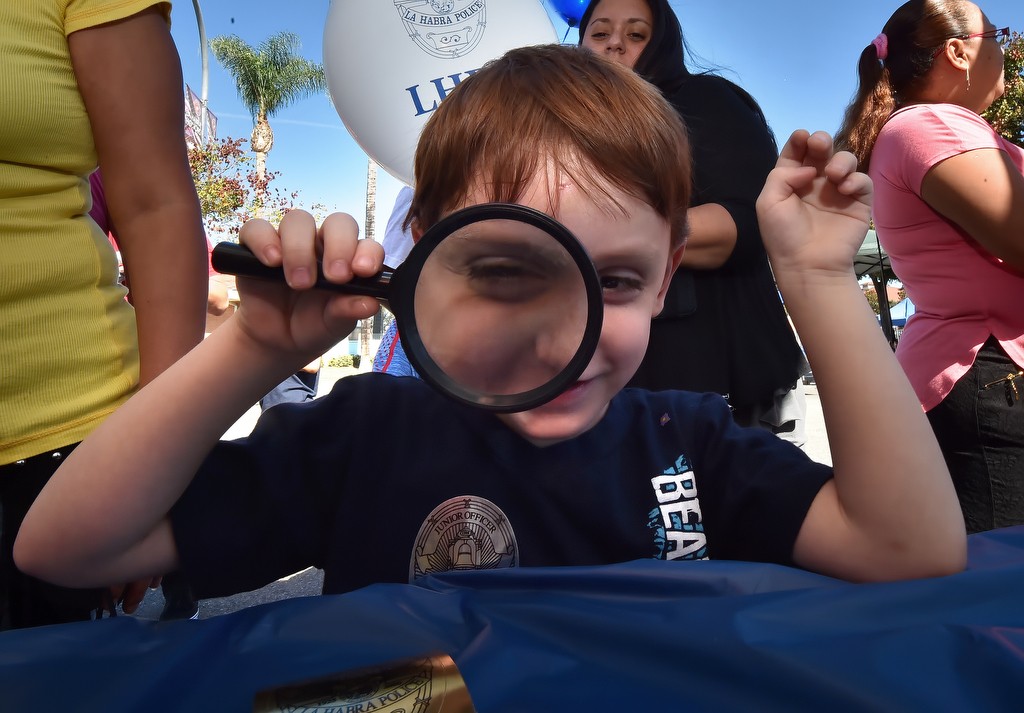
[[15, 45, 965, 603]]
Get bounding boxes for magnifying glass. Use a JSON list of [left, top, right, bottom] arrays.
[[211, 203, 603, 412]]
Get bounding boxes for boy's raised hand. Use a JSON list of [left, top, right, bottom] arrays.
[[235, 210, 383, 361], [756, 130, 872, 279], [755, 131, 967, 582]]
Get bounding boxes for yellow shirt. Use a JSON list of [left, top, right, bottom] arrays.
[[0, 0, 170, 464]]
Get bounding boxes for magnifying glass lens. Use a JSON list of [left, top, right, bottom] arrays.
[[210, 203, 602, 412], [413, 219, 589, 400]]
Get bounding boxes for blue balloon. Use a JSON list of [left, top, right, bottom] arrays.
[[549, 0, 590, 28]]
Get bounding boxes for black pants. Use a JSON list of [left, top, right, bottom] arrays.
[[927, 337, 1024, 534], [0, 444, 104, 630]]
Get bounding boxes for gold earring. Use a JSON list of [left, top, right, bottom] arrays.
[[966, 67, 971, 90]]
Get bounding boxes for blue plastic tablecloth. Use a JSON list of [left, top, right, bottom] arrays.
[[2, 526, 1023, 712]]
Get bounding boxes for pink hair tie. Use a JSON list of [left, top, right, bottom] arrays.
[[871, 32, 889, 62]]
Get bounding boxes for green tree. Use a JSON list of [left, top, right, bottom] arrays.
[[188, 137, 248, 226], [865, 287, 881, 315], [188, 136, 324, 237], [983, 31, 1024, 143], [209, 32, 326, 201], [862, 282, 903, 316]]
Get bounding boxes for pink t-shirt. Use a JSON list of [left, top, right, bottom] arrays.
[[870, 103, 1024, 411]]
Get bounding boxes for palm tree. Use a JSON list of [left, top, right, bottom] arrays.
[[210, 32, 325, 195], [359, 159, 377, 359]]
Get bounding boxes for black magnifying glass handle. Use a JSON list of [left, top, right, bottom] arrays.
[[211, 242, 394, 304]]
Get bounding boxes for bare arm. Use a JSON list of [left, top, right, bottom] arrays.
[[757, 131, 966, 582], [14, 324, 270, 587], [678, 203, 737, 269], [207, 277, 231, 316], [921, 148, 1024, 271], [70, 8, 208, 385], [14, 212, 383, 588]]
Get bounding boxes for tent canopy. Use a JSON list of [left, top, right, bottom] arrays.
[[889, 297, 915, 327], [855, 229, 891, 279], [856, 229, 901, 344]]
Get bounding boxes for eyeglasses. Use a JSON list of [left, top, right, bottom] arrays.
[[958, 26, 1011, 46], [933, 27, 1010, 58]]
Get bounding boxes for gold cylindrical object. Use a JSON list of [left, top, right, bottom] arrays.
[[253, 652, 477, 713]]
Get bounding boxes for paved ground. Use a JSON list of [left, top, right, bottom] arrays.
[[132, 374, 831, 621], [801, 384, 832, 467]]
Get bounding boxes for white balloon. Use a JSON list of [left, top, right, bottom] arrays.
[[324, 0, 558, 185]]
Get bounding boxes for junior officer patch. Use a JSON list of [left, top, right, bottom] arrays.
[[410, 496, 518, 581]]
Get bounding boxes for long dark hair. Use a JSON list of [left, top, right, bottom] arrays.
[[835, 0, 972, 170], [578, 0, 773, 141]]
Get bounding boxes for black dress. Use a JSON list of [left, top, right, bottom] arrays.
[[628, 74, 804, 409]]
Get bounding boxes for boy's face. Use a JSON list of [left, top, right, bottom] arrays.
[[449, 168, 682, 446]]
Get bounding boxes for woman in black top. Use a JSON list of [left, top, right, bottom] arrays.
[[579, 0, 806, 440]]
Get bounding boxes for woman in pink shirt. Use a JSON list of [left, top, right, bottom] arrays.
[[836, 0, 1023, 533]]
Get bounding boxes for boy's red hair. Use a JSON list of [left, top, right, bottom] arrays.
[[408, 44, 691, 248]]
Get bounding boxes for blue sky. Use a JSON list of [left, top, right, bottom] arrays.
[[169, 0, 1022, 237]]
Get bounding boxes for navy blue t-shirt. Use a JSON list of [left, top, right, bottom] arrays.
[[172, 374, 831, 598]]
